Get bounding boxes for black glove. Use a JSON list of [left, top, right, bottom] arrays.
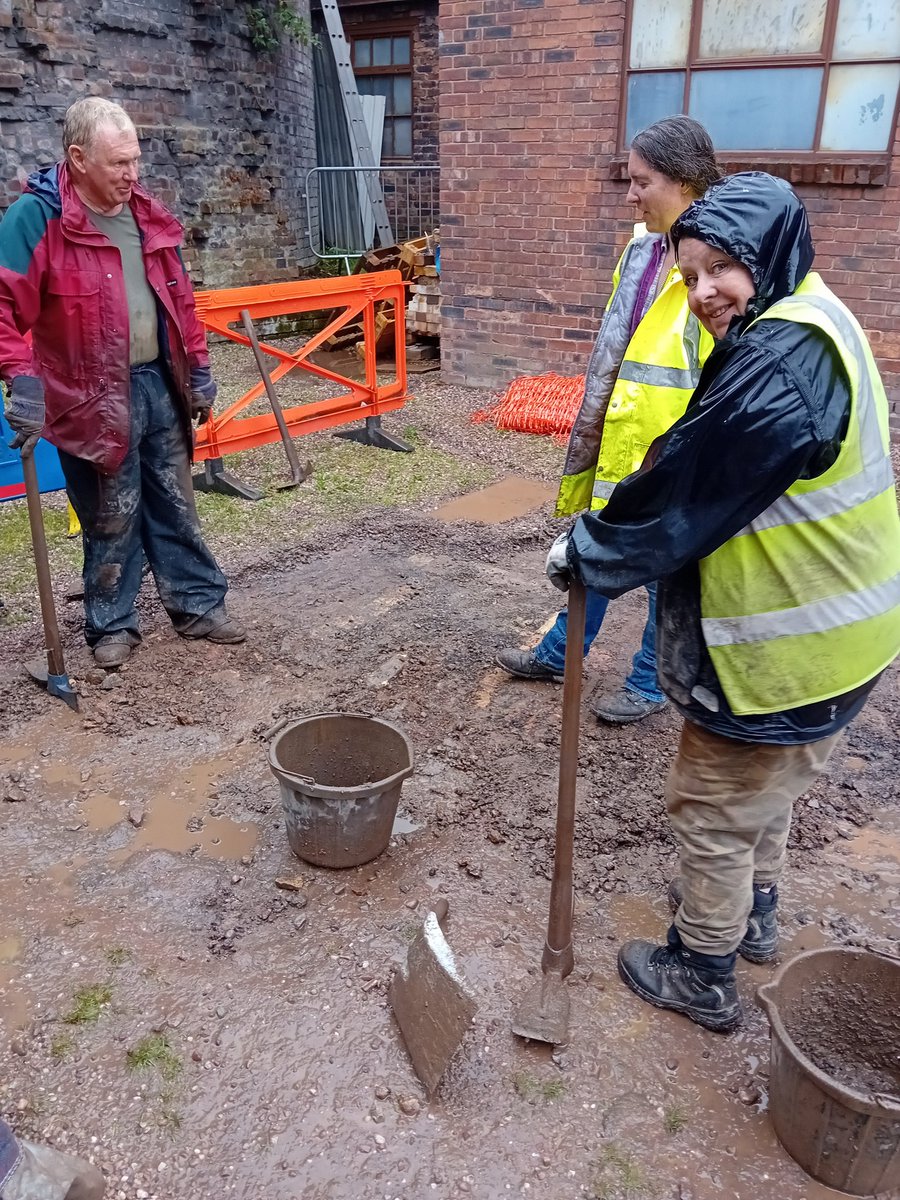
[[5, 375, 45, 459], [190, 366, 217, 425]]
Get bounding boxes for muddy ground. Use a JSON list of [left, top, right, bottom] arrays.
[[0, 360, 899, 1200]]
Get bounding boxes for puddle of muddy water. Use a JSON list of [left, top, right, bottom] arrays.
[[434, 475, 555, 523], [80, 750, 258, 861]]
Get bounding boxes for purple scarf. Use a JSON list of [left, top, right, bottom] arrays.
[[629, 236, 667, 339]]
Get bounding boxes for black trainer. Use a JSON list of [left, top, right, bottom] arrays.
[[667, 876, 779, 964], [617, 928, 742, 1033], [495, 647, 564, 683]]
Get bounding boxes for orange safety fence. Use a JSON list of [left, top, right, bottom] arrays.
[[472, 373, 585, 441], [193, 271, 410, 461]]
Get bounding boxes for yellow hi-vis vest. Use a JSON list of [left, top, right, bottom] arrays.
[[699, 273, 900, 716], [556, 238, 713, 517]]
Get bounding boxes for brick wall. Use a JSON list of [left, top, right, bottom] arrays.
[[439, 0, 900, 437], [0, 0, 317, 288]]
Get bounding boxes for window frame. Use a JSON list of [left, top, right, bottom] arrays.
[[349, 20, 416, 162], [619, 0, 900, 172]]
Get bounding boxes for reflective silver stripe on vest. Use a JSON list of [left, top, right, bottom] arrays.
[[741, 288, 891, 536], [592, 479, 616, 500], [737, 454, 896, 535], [702, 572, 900, 647], [617, 360, 699, 390]]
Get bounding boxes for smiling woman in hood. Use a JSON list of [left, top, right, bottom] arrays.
[[547, 170, 900, 1033], [672, 172, 814, 326]]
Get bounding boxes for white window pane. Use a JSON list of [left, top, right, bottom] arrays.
[[373, 37, 392, 66], [393, 75, 412, 115], [393, 118, 412, 158], [354, 39, 371, 68], [700, 0, 826, 57], [629, 0, 691, 69], [834, 0, 900, 60], [820, 63, 900, 152], [626, 72, 686, 143], [690, 67, 822, 150]]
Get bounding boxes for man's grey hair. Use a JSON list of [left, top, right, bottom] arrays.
[[63, 97, 135, 154]]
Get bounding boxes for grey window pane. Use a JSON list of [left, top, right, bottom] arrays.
[[393, 74, 412, 115], [393, 35, 411, 65], [393, 118, 412, 158], [629, 0, 691, 69], [834, 0, 900, 60], [354, 39, 371, 68], [373, 37, 392, 66], [690, 67, 822, 150], [356, 75, 375, 95], [700, 0, 826, 58], [821, 63, 900, 151], [626, 73, 686, 143]]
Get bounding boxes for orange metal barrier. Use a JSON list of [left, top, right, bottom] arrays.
[[192, 271, 410, 461]]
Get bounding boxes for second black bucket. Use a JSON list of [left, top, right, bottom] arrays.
[[268, 712, 414, 868]]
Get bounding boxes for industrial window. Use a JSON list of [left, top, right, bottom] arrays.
[[623, 0, 900, 157], [350, 31, 413, 160]]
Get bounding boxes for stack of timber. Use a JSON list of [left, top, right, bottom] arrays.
[[322, 232, 440, 370]]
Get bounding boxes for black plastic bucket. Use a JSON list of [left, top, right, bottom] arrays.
[[758, 948, 900, 1196], [268, 712, 414, 869]]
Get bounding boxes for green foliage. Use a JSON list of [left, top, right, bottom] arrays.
[[50, 1032, 75, 1060], [513, 1071, 566, 1103], [126, 1034, 182, 1082], [246, 1, 316, 52], [663, 1102, 688, 1134], [63, 983, 113, 1026], [590, 1144, 649, 1200]]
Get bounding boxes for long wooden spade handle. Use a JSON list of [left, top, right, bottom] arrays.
[[22, 453, 67, 679], [542, 577, 586, 977]]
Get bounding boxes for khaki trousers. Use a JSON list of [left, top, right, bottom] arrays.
[[666, 720, 841, 957]]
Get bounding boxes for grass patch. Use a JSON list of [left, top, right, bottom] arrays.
[[105, 947, 131, 968], [0, 497, 81, 614], [50, 1032, 75, 1060], [513, 1071, 566, 1103], [126, 1034, 182, 1082], [663, 1103, 688, 1134], [62, 983, 113, 1025], [591, 1143, 650, 1199]]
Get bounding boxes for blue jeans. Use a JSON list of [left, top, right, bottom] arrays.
[[533, 583, 666, 703], [59, 362, 228, 646]]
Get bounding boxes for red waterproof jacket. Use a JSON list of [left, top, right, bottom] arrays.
[[0, 162, 209, 472]]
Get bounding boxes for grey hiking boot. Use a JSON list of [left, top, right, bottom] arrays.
[[495, 647, 564, 683], [667, 876, 779, 964], [92, 633, 135, 669], [592, 686, 667, 724], [617, 928, 742, 1033], [5, 1137, 105, 1199]]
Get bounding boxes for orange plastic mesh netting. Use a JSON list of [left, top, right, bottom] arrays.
[[472, 373, 585, 439]]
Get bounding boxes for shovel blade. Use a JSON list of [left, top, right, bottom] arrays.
[[389, 904, 477, 1096], [511, 972, 570, 1045], [25, 658, 79, 711]]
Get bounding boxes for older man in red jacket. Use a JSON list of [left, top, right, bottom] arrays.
[[0, 97, 244, 668]]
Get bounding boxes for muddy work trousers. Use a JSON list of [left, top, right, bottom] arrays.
[[59, 362, 228, 647], [667, 720, 841, 957]]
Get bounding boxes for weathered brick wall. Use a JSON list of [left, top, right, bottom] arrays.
[[439, 0, 900, 437], [0, 0, 317, 288]]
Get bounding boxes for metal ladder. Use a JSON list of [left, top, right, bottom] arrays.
[[319, 0, 394, 247]]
